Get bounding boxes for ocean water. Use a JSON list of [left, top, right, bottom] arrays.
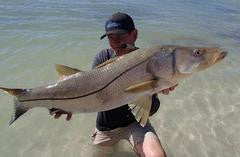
[[0, 0, 239, 157]]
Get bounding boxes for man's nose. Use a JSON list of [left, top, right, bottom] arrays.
[[111, 40, 122, 45], [112, 41, 121, 45], [111, 37, 121, 42]]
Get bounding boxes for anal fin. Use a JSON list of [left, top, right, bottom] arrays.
[[129, 96, 152, 127]]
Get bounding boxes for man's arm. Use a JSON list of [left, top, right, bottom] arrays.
[[49, 108, 72, 121], [149, 84, 178, 116]]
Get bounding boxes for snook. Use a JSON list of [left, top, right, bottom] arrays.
[[0, 45, 227, 126]]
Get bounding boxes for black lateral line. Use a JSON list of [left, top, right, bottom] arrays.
[[20, 55, 153, 102]]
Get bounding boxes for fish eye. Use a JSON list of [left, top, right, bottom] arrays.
[[193, 49, 203, 57]]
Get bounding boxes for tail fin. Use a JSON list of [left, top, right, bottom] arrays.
[[0, 87, 29, 125], [9, 98, 29, 125], [0, 87, 26, 97]]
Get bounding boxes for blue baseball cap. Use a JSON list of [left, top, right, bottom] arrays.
[[100, 12, 135, 40]]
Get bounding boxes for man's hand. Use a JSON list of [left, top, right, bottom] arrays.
[[48, 75, 72, 121], [49, 108, 72, 121], [160, 84, 178, 95]]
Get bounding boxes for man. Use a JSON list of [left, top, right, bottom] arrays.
[[50, 12, 177, 157]]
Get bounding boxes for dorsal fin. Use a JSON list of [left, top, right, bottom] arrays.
[[55, 64, 82, 78]]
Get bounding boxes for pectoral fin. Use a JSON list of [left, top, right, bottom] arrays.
[[55, 64, 82, 78], [129, 96, 152, 127], [125, 80, 157, 93], [96, 57, 118, 68]]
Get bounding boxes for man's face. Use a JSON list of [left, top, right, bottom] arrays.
[[107, 30, 137, 56]]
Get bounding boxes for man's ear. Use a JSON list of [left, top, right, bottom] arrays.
[[133, 29, 138, 42]]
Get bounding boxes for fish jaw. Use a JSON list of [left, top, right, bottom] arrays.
[[196, 48, 228, 71], [214, 51, 228, 64], [173, 46, 227, 75]]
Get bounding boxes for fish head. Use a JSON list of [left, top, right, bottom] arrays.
[[175, 46, 228, 74]]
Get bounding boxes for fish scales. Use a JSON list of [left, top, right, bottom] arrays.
[[0, 45, 227, 125], [19, 46, 159, 112]]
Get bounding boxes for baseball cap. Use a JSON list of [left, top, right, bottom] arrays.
[[100, 12, 135, 40]]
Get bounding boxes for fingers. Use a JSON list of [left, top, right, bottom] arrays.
[[169, 86, 175, 91], [54, 112, 72, 121], [49, 108, 72, 121], [161, 89, 170, 95], [66, 113, 72, 121], [54, 113, 62, 119], [169, 84, 178, 91], [49, 108, 59, 115], [161, 84, 178, 95]]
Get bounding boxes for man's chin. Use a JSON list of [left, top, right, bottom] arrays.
[[112, 48, 121, 53]]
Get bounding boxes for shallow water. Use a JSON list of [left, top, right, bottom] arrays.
[[0, 0, 240, 157]]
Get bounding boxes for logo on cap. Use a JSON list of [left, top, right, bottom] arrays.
[[106, 21, 121, 30]]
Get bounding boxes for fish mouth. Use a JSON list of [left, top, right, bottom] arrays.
[[215, 51, 228, 63]]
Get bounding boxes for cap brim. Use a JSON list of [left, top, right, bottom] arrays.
[[100, 34, 107, 40], [100, 29, 128, 40]]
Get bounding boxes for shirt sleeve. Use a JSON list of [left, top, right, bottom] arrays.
[[92, 49, 114, 69], [149, 94, 160, 116]]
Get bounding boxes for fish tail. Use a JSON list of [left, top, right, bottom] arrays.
[[0, 87, 26, 97], [9, 98, 29, 125], [0, 87, 30, 125]]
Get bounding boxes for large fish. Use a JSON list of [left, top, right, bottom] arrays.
[[0, 45, 227, 126]]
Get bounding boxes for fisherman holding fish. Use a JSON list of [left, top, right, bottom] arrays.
[[50, 12, 176, 157], [0, 10, 227, 157]]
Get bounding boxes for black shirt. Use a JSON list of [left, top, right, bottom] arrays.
[[92, 49, 160, 131]]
